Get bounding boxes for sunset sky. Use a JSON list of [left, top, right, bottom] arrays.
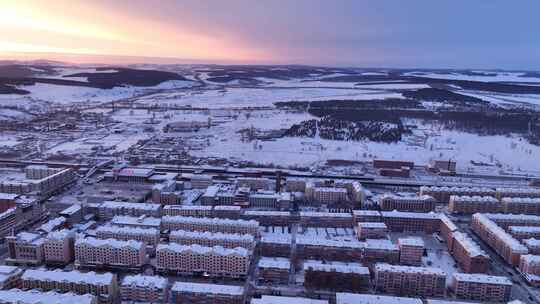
[[1, 0, 539, 68]]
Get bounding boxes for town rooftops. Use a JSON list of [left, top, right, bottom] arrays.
[[76, 237, 143, 250], [304, 260, 369, 275], [100, 201, 161, 211], [375, 263, 446, 276], [111, 215, 161, 227], [252, 295, 328, 304], [258, 257, 290, 269], [157, 243, 249, 256], [170, 230, 254, 242]]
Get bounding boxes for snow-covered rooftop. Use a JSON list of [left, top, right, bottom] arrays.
[[451, 232, 489, 258], [453, 273, 512, 285], [122, 274, 167, 289], [300, 211, 352, 218], [252, 295, 328, 304], [157, 243, 249, 257], [258, 257, 290, 269], [172, 281, 244, 295], [96, 224, 159, 236], [375, 263, 446, 276], [76, 237, 143, 250], [170, 229, 254, 242], [21, 269, 113, 285], [336, 293, 422, 304], [162, 215, 259, 227], [304, 260, 369, 274], [100, 201, 161, 211], [111, 215, 161, 227], [0, 289, 96, 304]]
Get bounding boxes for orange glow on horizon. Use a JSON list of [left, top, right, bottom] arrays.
[[0, 0, 271, 64]]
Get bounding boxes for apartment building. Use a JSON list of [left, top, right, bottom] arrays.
[[171, 282, 245, 304], [398, 237, 424, 266], [190, 174, 213, 189], [296, 236, 364, 262], [439, 214, 458, 251], [249, 192, 279, 208], [471, 213, 528, 266], [0, 289, 97, 304], [170, 229, 255, 249], [43, 229, 75, 265], [450, 231, 490, 273], [299, 211, 353, 228], [0, 167, 76, 195], [519, 254, 540, 285], [335, 293, 422, 304], [374, 263, 446, 297], [75, 237, 145, 269], [95, 225, 160, 246], [120, 274, 168, 303], [98, 201, 161, 220], [0, 208, 17, 238], [0, 193, 17, 213], [363, 239, 400, 264], [381, 211, 440, 233], [312, 187, 348, 204], [156, 243, 251, 278], [286, 177, 307, 192], [236, 177, 273, 191], [260, 233, 292, 257], [356, 222, 388, 240], [352, 210, 382, 223], [251, 295, 327, 304], [110, 215, 161, 230], [258, 257, 290, 284], [380, 194, 436, 212], [449, 195, 501, 214], [242, 210, 292, 226], [524, 238, 540, 255], [161, 205, 212, 217], [213, 205, 242, 219], [0, 266, 23, 289], [484, 213, 540, 229], [420, 186, 495, 203], [501, 197, 540, 215], [20, 269, 116, 304], [508, 226, 540, 240], [496, 187, 540, 200], [161, 216, 259, 235], [304, 260, 370, 292], [451, 273, 512, 302], [6, 232, 44, 265]]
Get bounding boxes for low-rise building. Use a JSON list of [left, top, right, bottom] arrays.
[[519, 254, 540, 286], [501, 197, 540, 215], [249, 192, 279, 208], [171, 282, 245, 304], [161, 205, 212, 217], [6, 232, 44, 265], [471, 213, 528, 266], [170, 230, 255, 249], [381, 211, 440, 233], [242, 210, 291, 226], [420, 186, 495, 204], [352, 210, 381, 223], [0, 289, 97, 304], [0, 266, 23, 289], [509, 226, 540, 240], [156, 243, 251, 278], [496, 187, 540, 200], [21, 269, 117, 304], [374, 263, 446, 297], [251, 295, 327, 304], [451, 273, 512, 302], [110, 215, 161, 230], [43, 229, 75, 265], [258, 257, 290, 284], [449, 195, 501, 214], [304, 260, 370, 292], [121, 274, 168, 303], [212, 205, 242, 219], [98, 201, 161, 220], [335, 293, 422, 304], [398, 237, 424, 266], [260, 233, 292, 257], [95, 225, 160, 246], [380, 194, 435, 212], [299, 212, 353, 228], [450, 231, 490, 273], [162, 216, 259, 235], [356, 222, 388, 240], [75, 237, 145, 269], [524, 238, 540, 255]]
